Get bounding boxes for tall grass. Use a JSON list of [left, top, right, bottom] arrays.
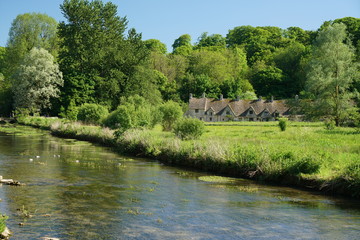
[[16, 116, 360, 198]]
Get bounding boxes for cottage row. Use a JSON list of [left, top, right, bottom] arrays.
[[186, 94, 292, 122]]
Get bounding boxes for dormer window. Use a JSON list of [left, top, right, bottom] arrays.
[[226, 111, 230, 115], [249, 110, 253, 115]]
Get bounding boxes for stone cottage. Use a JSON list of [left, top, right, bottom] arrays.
[[186, 94, 291, 122]]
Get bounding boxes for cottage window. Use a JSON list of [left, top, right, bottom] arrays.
[[210, 112, 213, 116], [249, 110, 253, 115], [205, 112, 207, 115], [210, 117, 212, 121], [195, 109, 199, 113], [200, 117, 203, 121], [226, 111, 230, 115]]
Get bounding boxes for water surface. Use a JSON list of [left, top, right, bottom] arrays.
[[0, 125, 359, 239]]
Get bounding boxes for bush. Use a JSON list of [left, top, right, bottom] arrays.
[[324, 119, 336, 130], [102, 105, 132, 131], [77, 103, 108, 125], [278, 117, 288, 131], [159, 101, 183, 131], [173, 117, 205, 140]]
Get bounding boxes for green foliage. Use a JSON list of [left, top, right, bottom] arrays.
[[173, 117, 205, 140], [0, 214, 8, 233], [196, 32, 226, 49], [12, 47, 63, 114], [5, 13, 58, 77], [144, 39, 167, 54], [304, 23, 359, 126], [103, 105, 132, 131], [59, 100, 78, 121], [77, 103, 109, 125], [159, 101, 183, 131], [278, 118, 288, 131], [58, 0, 149, 110], [324, 119, 336, 130], [172, 34, 192, 53]]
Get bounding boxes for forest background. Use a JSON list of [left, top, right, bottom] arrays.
[[0, 0, 359, 126]]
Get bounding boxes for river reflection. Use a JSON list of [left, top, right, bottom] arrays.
[[0, 125, 359, 240]]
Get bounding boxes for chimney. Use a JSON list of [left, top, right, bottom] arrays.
[[202, 92, 206, 98], [189, 93, 193, 99], [295, 95, 299, 101], [258, 96, 262, 101], [270, 96, 274, 102], [219, 94, 223, 100]]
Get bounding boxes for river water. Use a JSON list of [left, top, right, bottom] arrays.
[[0, 125, 359, 240]]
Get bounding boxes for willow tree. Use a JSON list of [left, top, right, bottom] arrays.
[[305, 23, 359, 126]]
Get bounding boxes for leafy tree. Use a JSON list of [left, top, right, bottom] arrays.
[[159, 101, 183, 131], [0, 47, 12, 116], [250, 65, 284, 98], [284, 27, 314, 46], [273, 41, 308, 97], [305, 23, 359, 126], [144, 39, 167, 54], [59, 0, 147, 111], [77, 103, 108, 124], [195, 32, 226, 49], [12, 48, 63, 114], [227, 25, 289, 65], [172, 34, 193, 56], [120, 94, 159, 128], [5, 13, 58, 77]]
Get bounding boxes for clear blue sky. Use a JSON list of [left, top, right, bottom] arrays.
[[0, 0, 359, 51]]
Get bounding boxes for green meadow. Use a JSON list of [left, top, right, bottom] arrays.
[[12, 117, 360, 198]]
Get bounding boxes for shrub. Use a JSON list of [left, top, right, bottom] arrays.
[[77, 103, 108, 125], [324, 119, 336, 130], [278, 117, 288, 131], [173, 117, 205, 140], [102, 105, 132, 131], [159, 101, 183, 131]]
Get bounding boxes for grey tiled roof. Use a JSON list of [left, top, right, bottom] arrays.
[[189, 97, 290, 117]]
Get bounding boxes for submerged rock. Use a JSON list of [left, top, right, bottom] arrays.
[[0, 227, 11, 239]]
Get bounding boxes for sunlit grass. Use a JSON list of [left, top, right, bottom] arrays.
[[15, 116, 360, 198]]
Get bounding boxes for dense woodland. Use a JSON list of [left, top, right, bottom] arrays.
[[0, 0, 359, 126]]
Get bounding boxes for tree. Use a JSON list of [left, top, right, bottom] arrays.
[[12, 48, 63, 113], [172, 34, 193, 56], [58, 0, 132, 111], [5, 13, 58, 77], [144, 39, 167, 54], [159, 101, 183, 131], [195, 32, 226, 49], [273, 41, 308, 97], [305, 23, 359, 126]]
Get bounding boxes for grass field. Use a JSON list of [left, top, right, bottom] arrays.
[[13, 116, 360, 198]]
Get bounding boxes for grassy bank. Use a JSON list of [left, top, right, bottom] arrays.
[[15, 116, 360, 198]]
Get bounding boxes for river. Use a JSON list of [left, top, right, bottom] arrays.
[[0, 125, 359, 239]]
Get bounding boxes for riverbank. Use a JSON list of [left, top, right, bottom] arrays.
[[12, 116, 360, 199]]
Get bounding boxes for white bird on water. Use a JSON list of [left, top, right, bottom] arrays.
[[36, 156, 40, 158], [29, 158, 33, 162], [75, 160, 79, 163]]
